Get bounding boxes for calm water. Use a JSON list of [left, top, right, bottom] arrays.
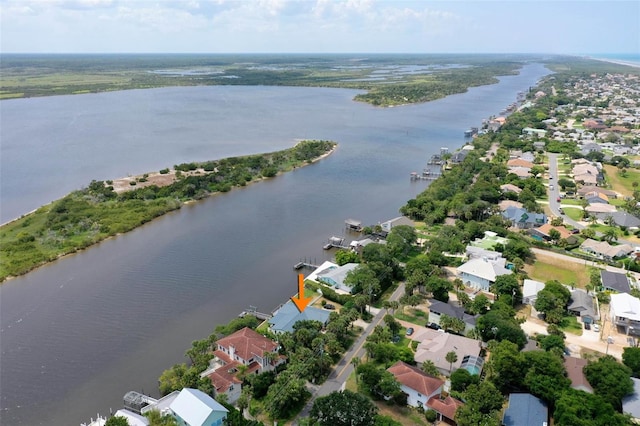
[[0, 63, 550, 425]]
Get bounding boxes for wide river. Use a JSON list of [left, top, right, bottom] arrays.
[[0, 63, 550, 425]]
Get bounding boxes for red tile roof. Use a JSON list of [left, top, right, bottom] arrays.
[[207, 361, 243, 393], [387, 361, 444, 397], [427, 395, 464, 420], [216, 327, 279, 362]]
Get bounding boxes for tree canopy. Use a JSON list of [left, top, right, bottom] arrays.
[[310, 390, 378, 426]]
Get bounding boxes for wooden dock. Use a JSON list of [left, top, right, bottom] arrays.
[[239, 306, 272, 321], [294, 260, 320, 270]]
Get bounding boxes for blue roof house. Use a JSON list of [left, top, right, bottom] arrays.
[[317, 263, 359, 293], [268, 300, 331, 334], [502, 206, 547, 229], [502, 393, 548, 426], [170, 388, 228, 426]]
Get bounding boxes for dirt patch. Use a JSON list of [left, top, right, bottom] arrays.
[[110, 168, 207, 193]]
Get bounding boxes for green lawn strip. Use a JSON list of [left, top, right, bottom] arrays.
[[563, 207, 584, 221], [394, 308, 427, 325], [559, 315, 583, 336]]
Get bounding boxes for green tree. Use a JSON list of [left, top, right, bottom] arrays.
[[554, 388, 631, 426], [265, 370, 310, 420], [485, 340, 525, 393], [454, 382, 503, 426], [335, 249, 360, 266], [450, 367, 480, 392], [310, 390, 378, 426], [440, 314, 466, 335], [584, 355, 634, 410], [623, 347, 640, 378], [491, 274, 521, 305], [144, 410, 179, 426], [523, 350, 571, 403], [421, 360, 440, 377], [446, 350, 459, 374], [105, 417, 129, 426], [603, 227, 618, 243]]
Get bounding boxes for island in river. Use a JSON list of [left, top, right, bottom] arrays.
[[0, 140, 336, 282]]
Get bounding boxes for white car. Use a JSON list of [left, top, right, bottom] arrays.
[[593, 324, 600, 332]]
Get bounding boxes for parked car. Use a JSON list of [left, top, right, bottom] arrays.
[[324, 303, 335, 310], [557, 197, 561, 203], [405, 327, 414, 336], [427, 322, 441, 330], [584, 323, 591, 330], [593, 324, 600, 332]]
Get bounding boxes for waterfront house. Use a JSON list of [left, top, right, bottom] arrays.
[[522, 279, 545, 305], [170, 388, 228, 426], [379, 216, 414, 233], [564, 356, 593, 393], [112, 409, 149, 426], [268, 300, 331, 334], [610, 293, 640, 335], [202, 327, 284, 403], [457, 256, 512, 292], [316, 262, 359, 293], [141, 388, 228, 426], [502, 393, 548, 426], [601, 270, 632, 293], [410, 328, 483, 376]]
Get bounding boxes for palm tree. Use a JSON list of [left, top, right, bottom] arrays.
[[445, 351, 458, 374], [351, 357, 361, 383], [603, 227, 618, 243]]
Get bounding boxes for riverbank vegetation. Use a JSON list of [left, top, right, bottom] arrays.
[[1, 53, 529, 106], [0, 140, 335, 282]]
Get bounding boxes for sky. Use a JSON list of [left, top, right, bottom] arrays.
[[0, 0, 638, 55]]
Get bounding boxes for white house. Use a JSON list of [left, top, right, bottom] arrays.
[[387, 361, 444, 408], [457, 257, 513, 292], [610, 293, 640, 335], [522, 279, 545, 305]]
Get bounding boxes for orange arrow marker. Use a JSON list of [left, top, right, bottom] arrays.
[[291, 273, 312, 313]]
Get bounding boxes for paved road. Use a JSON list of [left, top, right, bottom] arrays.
[[293, 282, 406, 424], [548, 152, 585, 230]]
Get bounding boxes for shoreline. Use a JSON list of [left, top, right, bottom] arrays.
[[0, 143, 337, 283], [586, 56, 640, 69]]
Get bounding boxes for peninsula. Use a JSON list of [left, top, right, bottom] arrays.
[[0, 140, 336, 282]]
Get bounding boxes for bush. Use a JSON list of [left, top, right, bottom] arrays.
[[425, 409, 438, 422], [159, 168, 170, 174]]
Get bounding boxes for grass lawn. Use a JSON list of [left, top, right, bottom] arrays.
[[559, 315, 583, 336], [524, 251, 590, 288], [560, 199, 583, 206], [563, 207, 584, 222], [604, 164, 640, 197], [374, 402, 430, 426], [395, 308, 428, 325]]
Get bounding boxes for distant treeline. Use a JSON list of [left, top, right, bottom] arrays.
[[0, 140, 335, 282], [5, 53, 637, 104]]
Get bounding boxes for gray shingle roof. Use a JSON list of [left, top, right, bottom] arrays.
[[502, 393, 548, 426], [601, 270, 631, 293], [268, 300, 331, 333]]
